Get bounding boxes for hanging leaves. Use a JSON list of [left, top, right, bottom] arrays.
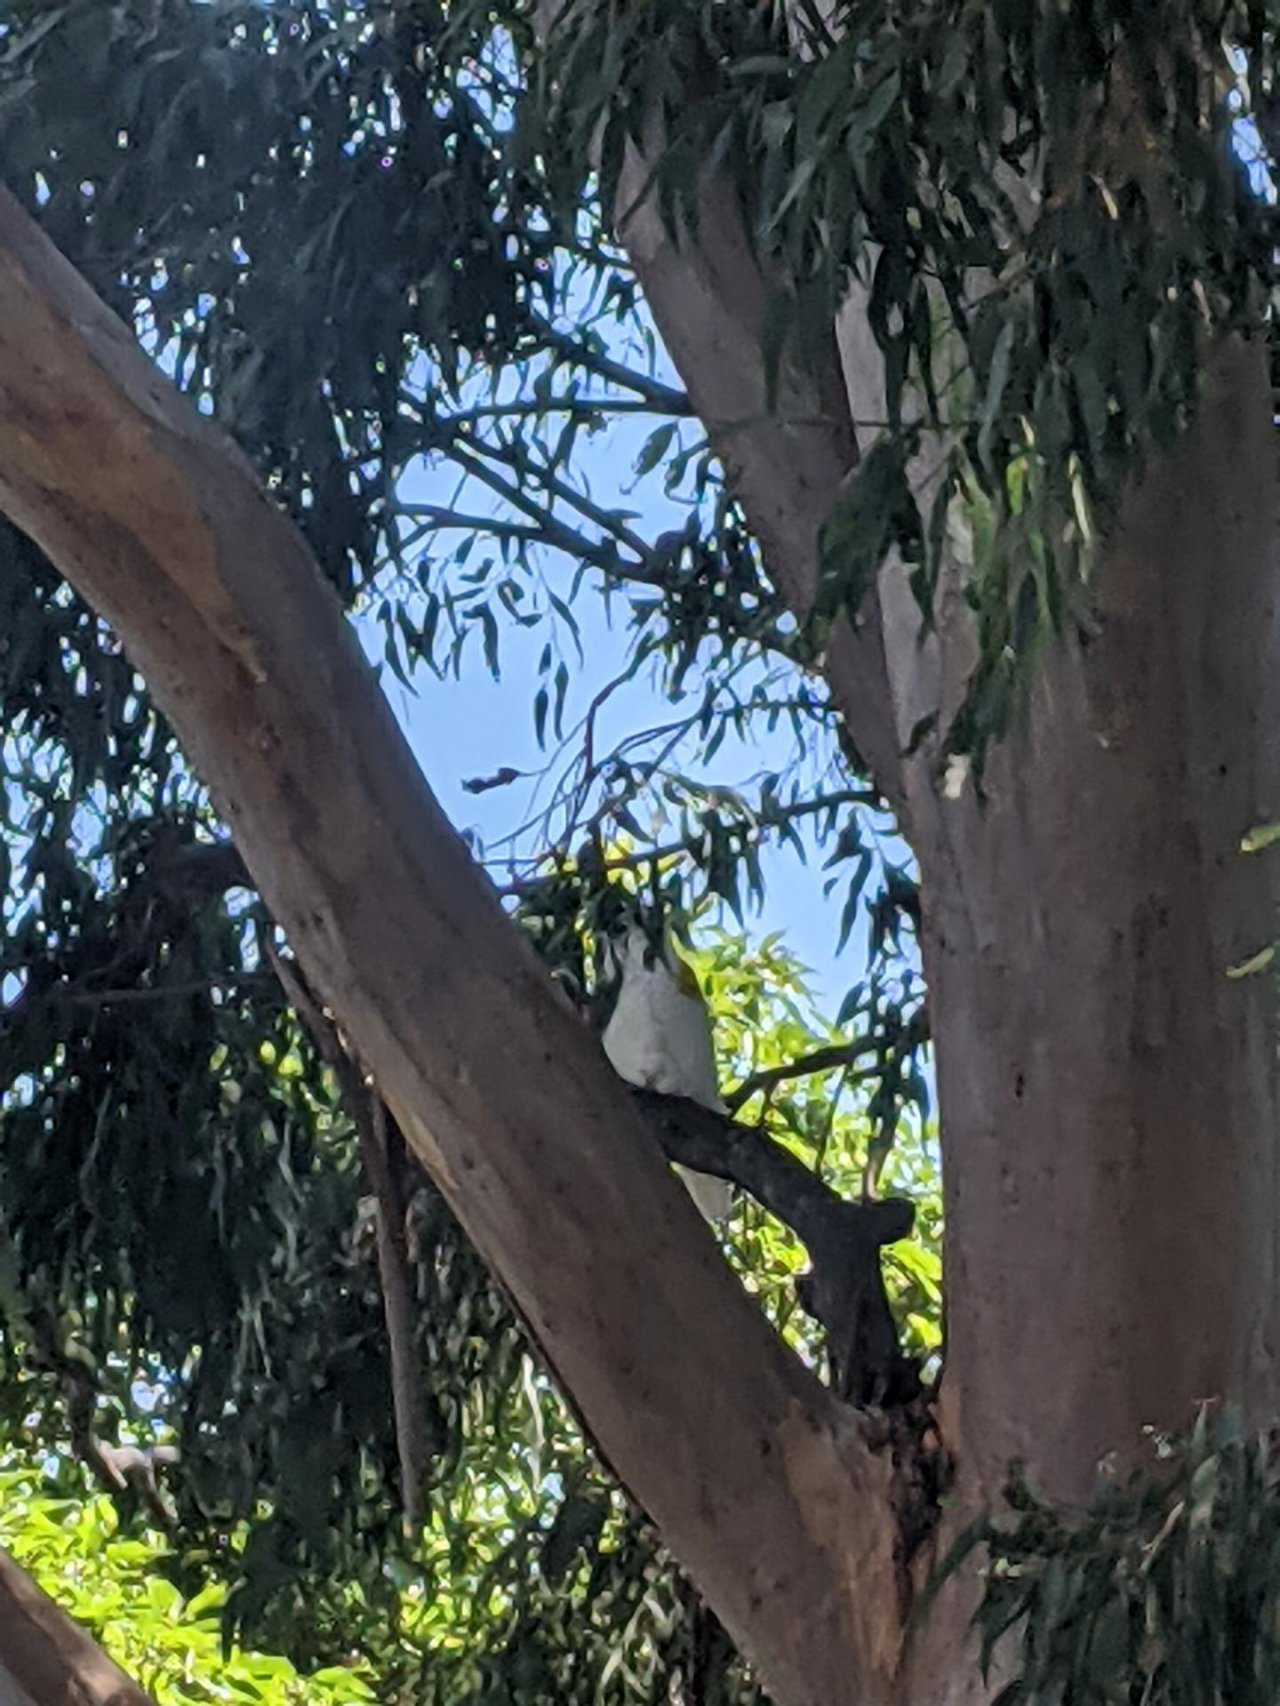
[[536, 0, 1277, 760], [943, 1413, 1280, 1706]]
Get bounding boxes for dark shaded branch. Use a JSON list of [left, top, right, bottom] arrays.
[[726, 1008, 930, 1113], [448, 436, 655, 567], [142, 836, 251, 900], [393, 499, 666, 586], [630, 1088, 909, 1245], [363, 1093, 435, 1532], [266, 944, 434, 1528], [56, 973, 267, 1006], [629, 1088, 918, 1406], [726, 1043, 880, 1112], [532, 316, 692, 412], [427, 394, 693, 425]]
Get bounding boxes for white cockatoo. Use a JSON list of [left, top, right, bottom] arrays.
[[601, 923, 733, 1223]]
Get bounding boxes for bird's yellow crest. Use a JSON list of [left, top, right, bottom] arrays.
[[670, 946, 705, 1005]]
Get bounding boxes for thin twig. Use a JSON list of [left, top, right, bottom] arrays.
[[725, 1039, 884, 1113], [426, 395, 691, 425], [363, 1093, 434, 1532], [531, 317, 690, 411], [484, 437, 658, 562], [264, 941, 433, 1531], [56, 973, 268, 1006], [493, 785, 880, 899], [448, 437, 656, 568]]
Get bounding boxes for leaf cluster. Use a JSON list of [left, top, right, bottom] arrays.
[[0, 0, 559, 597], [535, 0, 1278, 764], [947, 1409, 1280, 1706], [0, 1461, 376, 1705]]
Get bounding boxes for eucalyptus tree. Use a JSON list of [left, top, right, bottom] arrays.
[[0, 3, 1276, 1704]]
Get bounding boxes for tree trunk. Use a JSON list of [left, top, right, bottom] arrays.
[[906, 342, 1280, 1509], [884, 341, 1280, 1706], [612, 126, 1280, 1699], [4, 75, 1280, 1706], [0, 1549, 153, 1706]]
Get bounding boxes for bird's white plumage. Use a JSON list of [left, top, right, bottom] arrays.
[[602, 925, 732, 1223]]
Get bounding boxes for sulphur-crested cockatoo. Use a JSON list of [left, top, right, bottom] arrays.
[[601, 924, 732, 1223]]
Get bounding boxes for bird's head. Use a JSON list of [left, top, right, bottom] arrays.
[[602, 918, 660, 979], [604, 916, 704, 1003]]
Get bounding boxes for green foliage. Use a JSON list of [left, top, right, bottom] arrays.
[[0, 0, 553, 599], [1, 839, 934, 1698], [1, 0, 1277, 1695], [0, 1456, 376, 1703], [0, 0, 887, 964], [946, 1411, 1280, 1706], [535, 0, 1278, 763]]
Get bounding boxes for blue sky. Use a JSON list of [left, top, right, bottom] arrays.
[[353, 353, 908, 1007], [369, 606, 872, 1001], [0, 269, 903, 1019]]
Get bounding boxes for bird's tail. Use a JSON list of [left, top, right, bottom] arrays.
[[675, 1164, 732, 1225]]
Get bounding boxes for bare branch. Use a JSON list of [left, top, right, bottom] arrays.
[[426, 393, 693, 426], [393, 499, 667, 586], [629, 1087, 919, 1407], [726, 1041, 883, 1113], [532, 316, 692, 411], [450, 436, 656, 566], [265, 943, 434, 1530]]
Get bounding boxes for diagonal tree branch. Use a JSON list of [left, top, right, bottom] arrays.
[[629, 1088, 918, 1407], [727, 1040, 883, 1114], [531, 315, 693, 411], [725, 1009, 931, 1113], [0, 186, 904, 1706], [0, 1549, 154, 1706]]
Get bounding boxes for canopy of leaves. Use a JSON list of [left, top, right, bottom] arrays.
[[0, 1454, 376, 1705], [538, 0, 1277, 757], [1, 878, 935, 1698]]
